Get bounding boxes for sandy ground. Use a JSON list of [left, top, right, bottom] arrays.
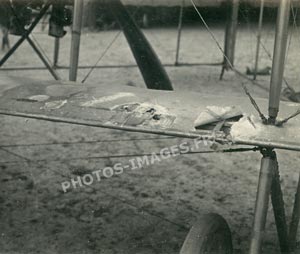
[[1, 23, 300, 254]]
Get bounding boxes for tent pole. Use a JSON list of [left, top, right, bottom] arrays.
[[268, 0, 290, 124], [69, 0, 83, 81], [253, 0, 265, 80], [175, 0, 184, 66]]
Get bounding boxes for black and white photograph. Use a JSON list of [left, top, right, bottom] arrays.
[[0, 0, 300, 253]]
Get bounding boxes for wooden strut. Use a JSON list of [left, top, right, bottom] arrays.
[[53, 38, 60, 68], [69, 0, 84, 81], [220, 0, 239, 80], [175, 0, 184, 66], [268, 0, 291, 124], [253, 0, 265, 80]]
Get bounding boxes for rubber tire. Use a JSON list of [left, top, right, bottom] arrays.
[[180, 213, 233, 254]]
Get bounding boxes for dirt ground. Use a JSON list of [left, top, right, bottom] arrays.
[[1, 23, 300, 254]]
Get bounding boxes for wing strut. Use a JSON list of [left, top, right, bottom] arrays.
[[268, 0, 291, 124], [220, 0, 239, 80], [253, 0, 265, 80], [175, 0, 184, 66], [69, 0, 84, 81], [107, 0, 173, 91]]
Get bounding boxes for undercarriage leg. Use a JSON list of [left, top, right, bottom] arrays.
[[289, 174, 300, 251], [271, 153, 289, 253], [249, 149, 276, 254]]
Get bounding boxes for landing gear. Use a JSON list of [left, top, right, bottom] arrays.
[[180, 147, 300, 254], [180, 213, 233, 254]]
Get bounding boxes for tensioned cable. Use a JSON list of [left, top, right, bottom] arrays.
[[81, 6, 142, 83], [1, 147, 31, 162], [242, 82, 268, 123], [30, 34, 54, 65], [284, 3, 298, 94], [98, 189, 189, 230], [0, 146, 260, 164], [0, 152, 187, 230], [9, 1, 54, 70], [239, 5, 296, 93], [81, 31, 122, 83], [0, 136, 177, 148], [276, 108, 300, 126], [275, 3, 300, 124], [0, 141, 41, 191], [190, 0, 268, 123], [190, 0, 300, 125], [291, 3, 300, 47]]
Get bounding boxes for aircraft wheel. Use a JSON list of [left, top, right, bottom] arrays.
[[180, 213, 233, 254]]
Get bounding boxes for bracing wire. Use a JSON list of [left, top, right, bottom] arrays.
[[81, 6, 142, 83], [276, 108, 300, 126], [242, 83, 268, 123], [291, 3, 300, 46], [1, 145, 188, 230], [81, 31, 122, 83], [190, 0, 268, 123], [275, 2, 300, 125], [30, 34, 53, 65], [0, 136, 176, 148], [239, 4, 296, 93], [282, 2, 295, 91], [0, 146, 260, 165], [9, 1, 54, 70], [190, 0, 300, 125]]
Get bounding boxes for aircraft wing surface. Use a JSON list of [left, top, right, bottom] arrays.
[[0, 76, 300, 151]]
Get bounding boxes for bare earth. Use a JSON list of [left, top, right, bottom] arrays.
[[1, 24, 300, 254]]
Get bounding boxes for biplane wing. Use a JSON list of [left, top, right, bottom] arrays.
[[0, 75, 300, 152]]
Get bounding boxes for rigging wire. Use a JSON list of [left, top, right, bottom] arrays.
[[0, 149, 188, 230], [8, 1, 54, 67], [0, 136, 177, 148], [291, 3, 300, 47], [190, 0, 268, 123], [100, 189, 188, 230], [81, 31, 122, 83], [242, 82, 268, 123], [280, 2, 297, 93], [274, 3, 300, 125], [81, 6, 142, 83], [276, 108, 300, 126], [190, 0, 300, 126], [285, 3, 299, 94], [239, 4, 296, 93], [0, 146, 260, 165], [30, 34, 54, 66]]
